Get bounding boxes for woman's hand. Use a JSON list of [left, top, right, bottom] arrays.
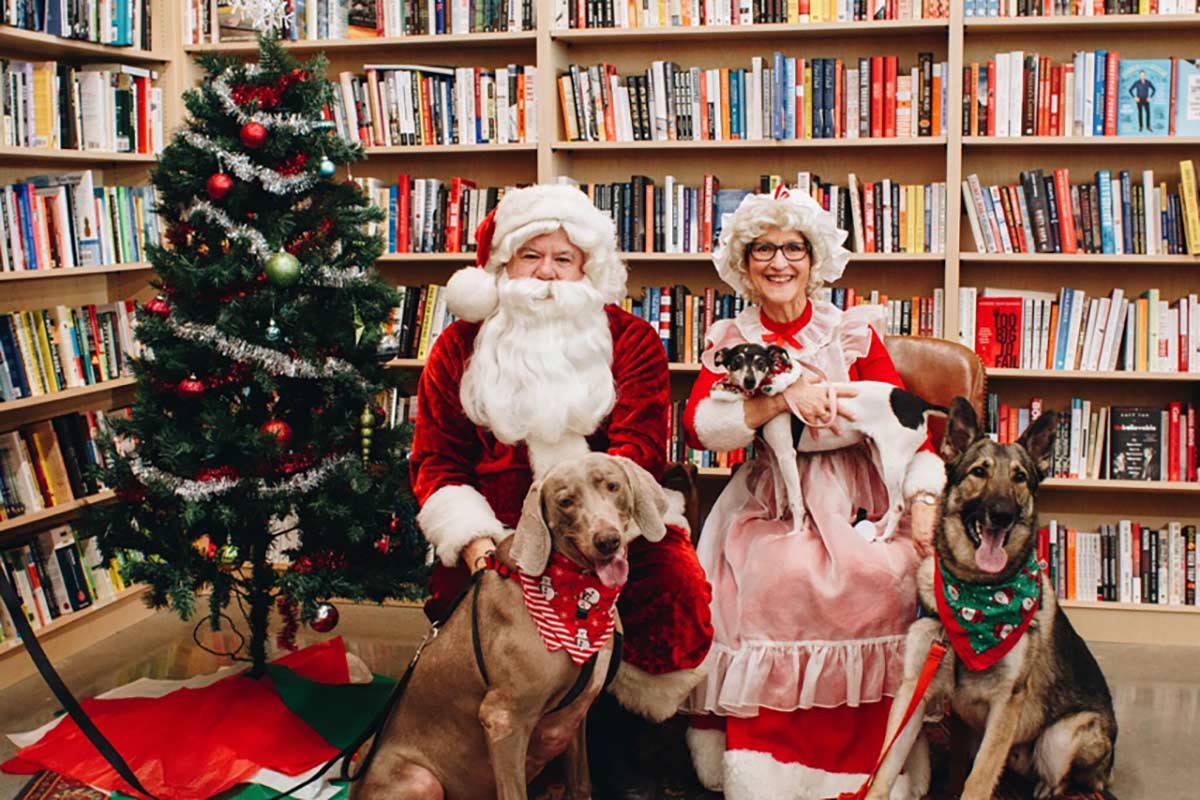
[[782, 376, 858, 435], [910, 498, 938, 558], [462, 537, 497, 574]]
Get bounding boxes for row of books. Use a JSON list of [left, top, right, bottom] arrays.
[[986, 397, 1195, 482], [962, 165, 1200, 256], [667, 401, 755, 470], [331, 65, 537, 148], [559, 53, 948, 142], [1, 171, 162, 273], [0, 411, 122, 518], [1037, 519, 1196, 608], [963, 288, 1200, 374], [0, 303, 140, 401], [1, 527, 139, 643], [358, 176, 505, 254], [558, 0, 948, 28], [815, 286, 944, 337], [967, 1, 1200, 16], [1, 60, 163, 154], [964, 53, 1200, 138], [1, 0, 151, 49], [386, 284, 454, 360]]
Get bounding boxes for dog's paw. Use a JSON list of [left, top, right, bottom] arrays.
[[1033, 779, 1065, 799]]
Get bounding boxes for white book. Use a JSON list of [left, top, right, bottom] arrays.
[[995, 53, 1009, 138], [934, 288, 944, 339], [495, 67, 509, 144], [1081, 298, 1101, 372], [848, 173, 865, 253], [749, 57, 763, 140], [1062, 67, 1075, 138], [525, 67, 537, 143], [1110, 176, 1124, 254], [881, 179, 892, 254], [1090, 406, 1108, 479], [1190, 295, 1200, 372], [966, 174, 998, 253], [1009, 51, 1023, 137], [1086, 297, 1111, 371], [1162, 300, 1178, 373], [1069, 399, 1082, 478], [664, 175, 676, 252], [1143, 170, 1157, 254], [1020, 298, 1033, 368], [651, 62, 668, 140], [1083, 52, 1095, 138], [959, 286, 977, 349], [1170, 522, 1184, 605], [846, 70, 859, 140], [989, 186, 1014, 253]]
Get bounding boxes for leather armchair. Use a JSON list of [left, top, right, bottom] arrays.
[[884, 335, 987, 450]]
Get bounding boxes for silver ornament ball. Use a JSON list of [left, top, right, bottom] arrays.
[[318, 158, 336, 178]]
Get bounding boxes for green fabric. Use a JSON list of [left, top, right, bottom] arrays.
[[114, 782, 350, 800], [938, 548, 1041, 655], [265, 665, 396, 751]]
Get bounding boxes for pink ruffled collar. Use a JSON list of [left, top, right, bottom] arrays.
[[735, 300, 843, 359]]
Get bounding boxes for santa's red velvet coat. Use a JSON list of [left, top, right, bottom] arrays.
[[410, 305, 714, 677]]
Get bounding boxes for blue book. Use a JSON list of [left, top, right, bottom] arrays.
[[1054, 288, 1074, 370], [1119, 170, 1133, 254], [436, 0, 445, 33], [986, 0, 999, 16], [388, 187, 398, 252], [1116, 58, 1170, 136], [732, 70, 743, 140], [772, 51, 786, 140], [822, 58, 835, 139], [785, 57, 796, 139], [1093, 51, 1107, 136], [12, 185, 39, 271], [1096, 170, 1115, 254], [0, 317, 29, 399], [1174, 59, 1200, 136], [964, 0, 975, 16], [812, 59, 825, 139]]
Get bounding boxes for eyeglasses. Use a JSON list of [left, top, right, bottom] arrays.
[[746, 241, 811, 263]]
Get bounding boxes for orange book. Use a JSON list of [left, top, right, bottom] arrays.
[[602, 64, 617, 142], [1009, 405, 1020, 441], [1135, 297, 1149, 371], [833, 58, 843, 139], [698, 73, 710, 141], [645, 184, 655, 253], [1066, 528, 1078, 600], [684, 295, 695, 363], [986, 61, 996, 136], [516, 73, 527, 141], [1045, 302, 1060, 369], [557, 76, 578, 141], [969, 62, 980, 136], [931, 68, 942, 137], [720, 68, 731, 141]]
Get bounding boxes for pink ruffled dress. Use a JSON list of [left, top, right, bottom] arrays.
[[681, 300, 943, 800]]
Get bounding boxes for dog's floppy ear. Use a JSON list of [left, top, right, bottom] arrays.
[[766, 345, 790, 368], [613, 456, 668, 542], [511, 482, 552, 576], [940, 396, 983, 463], [713, 348, 728, 368], [1017, 410, 1057, 480]]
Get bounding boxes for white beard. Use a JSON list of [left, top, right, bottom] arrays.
[[460, 275, 616, 477]]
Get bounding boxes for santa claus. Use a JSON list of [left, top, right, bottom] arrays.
[[409, 183, 714, 798]]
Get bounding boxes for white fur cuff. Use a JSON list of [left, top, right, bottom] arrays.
[[417, 484, 508, 567], [609, 662, 705, 722], [663, 488, 690, 534], [902, 450, 947, 502], [693, 397, 755, 452]]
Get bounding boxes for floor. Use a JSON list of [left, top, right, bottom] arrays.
[[0, 604, 1197, 799]]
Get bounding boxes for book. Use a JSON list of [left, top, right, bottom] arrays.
[[1174, 59, 1200, 137], [1116, 59, 1171, 136], [1109, 407, 1161, 481]]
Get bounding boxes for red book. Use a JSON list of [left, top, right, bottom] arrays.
[[1037, 56, 1051, 136], [1054, 168, 1077, 254], [975, 297, 1024, 368], [1104, 50, 1119, 136], [1038, 527, 1050, 570], [871, 56, 884, 138], [999, 402, 1011, 443], [863, 181, 876, 252], [1006, 185, 1027, 253], [601, 64, 617, 142], [1188, 404, 1197, 482], [516, 72, 527, 142], [986, 61, 996, 136], [1049, 65, 1062, 136], [884, 56, 898, 138], [421, 76, 436, 144], [834, 59, 843, 139], [446, 177, 475, 253], [397, 174, 412, 253], [702, 174, 717, 250], [135, 76, 149, 153], [1170, 402, 1183, 482], [698, 72, 710, 141]]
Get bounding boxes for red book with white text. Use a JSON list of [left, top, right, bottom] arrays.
[[884, 56, 898, 138], [871, 56, 884, 139], [1104, 50, 1120, 136], [1187, 404, 1197, 482], [1170, 402, 1182, 482], [975, 297, 1024, 368], [1054, 169, 1077, 254], [397, 174, 412, 253]]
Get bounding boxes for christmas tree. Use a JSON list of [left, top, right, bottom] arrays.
[[80, 37, 428, 675]]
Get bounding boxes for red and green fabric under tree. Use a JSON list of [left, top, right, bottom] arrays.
[[80, 37, 428, 675]]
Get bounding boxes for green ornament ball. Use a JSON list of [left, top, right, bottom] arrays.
[[265, 251, 302, 287], [318, 158, 336, 178]]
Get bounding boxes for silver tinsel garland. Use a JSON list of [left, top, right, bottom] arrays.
[[130, 452, 355, 501], [186, 200, 273, 261], [183, 131, 315, 195], [165, 317, 368, 386], [312, 265, 371, 287], [212, 65, 340, 137]]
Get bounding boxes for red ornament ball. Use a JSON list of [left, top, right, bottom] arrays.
[[375, 535, 390, 554], [240, 122, 268, 149], [309, 603, 339, 633], [178, 375, 206, 397], [260, 419, 294, 449], [206, 172, 234, 200], [143, 296, 170, 317]]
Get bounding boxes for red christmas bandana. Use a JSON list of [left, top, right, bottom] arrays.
[[516, 553, 621, 665]]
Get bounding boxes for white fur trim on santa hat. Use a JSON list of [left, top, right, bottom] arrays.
[[692, 397, 756, 453], [417, 484, 510, 567], [687, 726, 726, 791], [902, 450, 947, 502], [444, 184, 627, 322], [723, 749, 921, 800]]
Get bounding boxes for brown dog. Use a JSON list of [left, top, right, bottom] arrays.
[[352, 452, 669, 800]]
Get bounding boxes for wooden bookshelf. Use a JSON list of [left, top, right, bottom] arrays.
[[0, 29, 172, 62], [1041, 478, 1200, 494], [0, 490, 117, 544], [960, 253, 1200, 264], [185, 30, 537, 54], [366, 143, 539, 155], [553, 137, 947, 151], [375, 251, 944, 263], [0, 147, 159, 165], [552, 18, 949, 43], [987, 368, 1200, 382], [0, 263, 154, 283], [964, 135, 1200, 146], [0, 379, 138, 433], [964, 14, 1200, 33]]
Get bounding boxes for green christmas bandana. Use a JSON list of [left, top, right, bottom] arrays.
[[934, 548, 1042, 671]]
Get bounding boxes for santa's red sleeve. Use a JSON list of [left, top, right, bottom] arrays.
[[682, 366, 755, 453], [409, 322, 507, 567], [605, 316, 671, 481], [850, 329, 945, 500]]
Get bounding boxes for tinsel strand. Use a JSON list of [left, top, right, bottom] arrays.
[[212, 68, 337, 136], [130, 452, 354, 501], [312, 265, 370, 288], [164, 317, 368, 385], [186, 200, 274, 261], [182, 131, 315, 195]]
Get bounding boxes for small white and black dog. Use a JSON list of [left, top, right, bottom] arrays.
[[713, 342, 944, 540]]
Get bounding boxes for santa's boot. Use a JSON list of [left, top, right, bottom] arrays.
[[587, 692, 657, 800]]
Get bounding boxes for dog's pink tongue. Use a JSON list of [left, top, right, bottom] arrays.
[[975, 529, 1009, 573], [596, 553, 629, 588]]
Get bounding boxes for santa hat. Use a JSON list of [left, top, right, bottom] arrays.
[[443, 184, 628, 322]]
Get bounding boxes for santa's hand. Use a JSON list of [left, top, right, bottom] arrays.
[[463, 537, 498, 574]]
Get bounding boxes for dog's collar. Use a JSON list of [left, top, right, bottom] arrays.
[[515, 553, 621, 667], [934, 549, 1042, 672]]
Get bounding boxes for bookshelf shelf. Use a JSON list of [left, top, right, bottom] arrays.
[[184, 31, 537, 55], [1041, 478, 1200, 494], [963, 14, 1200, 34], [376, 252, 944, 263], [365, 143, 538, 155], [0, 490, 116, 543], [960, 253, 1200, 265], [0, 263, 153, 283], [0, 584, 154, 690], [987, 368, 1199, 382], [0, 29, 171, 63], [1060, 599, 1200, 615], [0, 147, 158, 165], [551, 19, 949, 44], [1059, 598, 1200, 647], [0, 378, 137, 433], [964, 136, 1200, 147], [554, 137, 947, 151]]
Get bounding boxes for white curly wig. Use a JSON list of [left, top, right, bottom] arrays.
[[443, 183, 628, 322], [711, 186, 851, 303]]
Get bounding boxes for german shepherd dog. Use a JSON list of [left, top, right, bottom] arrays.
[[865, 398, 1117, 800]]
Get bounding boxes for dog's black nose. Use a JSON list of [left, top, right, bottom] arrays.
[[743, 377, 757, 390], [989, 500, 1018, 528], [594, 531, 621, 556]]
